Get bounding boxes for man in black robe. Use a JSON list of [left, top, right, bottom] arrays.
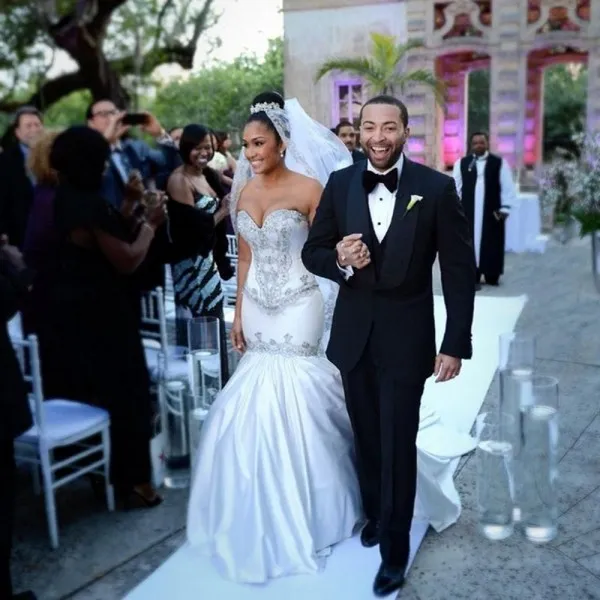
[[452, 132, 517, 286]]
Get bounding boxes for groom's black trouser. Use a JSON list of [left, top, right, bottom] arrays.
[[342, 333, 424, 569]]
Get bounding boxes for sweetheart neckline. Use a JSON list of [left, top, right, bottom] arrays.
[[238, 208, 307, 230]]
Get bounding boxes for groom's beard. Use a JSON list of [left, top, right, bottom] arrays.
[[362, 141, 405, 171]]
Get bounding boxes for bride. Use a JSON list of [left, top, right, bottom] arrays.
[[186, 92, 475, 584]]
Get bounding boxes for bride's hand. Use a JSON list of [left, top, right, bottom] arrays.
[[230, 317, 246, 353]]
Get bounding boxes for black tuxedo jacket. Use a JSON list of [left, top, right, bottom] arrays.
[[302, 157, 476, 380], [0, 144, 34, 249]]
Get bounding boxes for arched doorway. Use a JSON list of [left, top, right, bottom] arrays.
[[525, 46, 588, 167], [434, 50, 491, 171]]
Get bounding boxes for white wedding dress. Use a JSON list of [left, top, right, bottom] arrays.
[[186, 208, 475, 584]]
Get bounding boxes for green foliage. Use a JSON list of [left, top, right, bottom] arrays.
[[0, 0, 217, 111], [0, 2, 50, 101], [43, 90, 92, 127], [150, 38, 283, 133], [466, 64, 587, 159], [543, 63, 587, 159], [467, 69, 490, 138], [315, 33, 445, 104]]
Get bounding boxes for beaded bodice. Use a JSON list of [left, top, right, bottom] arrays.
[[237, 209, 319, 315]]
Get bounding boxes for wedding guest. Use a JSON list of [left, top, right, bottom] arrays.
[[212, 130, 237, 175], [35, 126, 166, 507], [0, 237, 37, 600], [333, 120, 364, 163], [452, 131, 517, 287], [23, 130, 62, 272], [167, 124, 232, 381], [169, 127, 183, 148], [21, 129, 62, 334], [86, 99, 178, 207], [0, 107, 44, 249]]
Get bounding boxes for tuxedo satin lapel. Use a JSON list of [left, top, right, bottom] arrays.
[[345, 162, 373, 249], [380, 158, 420, 286]]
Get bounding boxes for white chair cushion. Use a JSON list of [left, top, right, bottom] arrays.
[[8, 313, 22, 341], [145, 347, 189, 381], [18, 400, 109, 447]]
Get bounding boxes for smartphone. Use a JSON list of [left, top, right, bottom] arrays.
[[122, 113, 150, 126]]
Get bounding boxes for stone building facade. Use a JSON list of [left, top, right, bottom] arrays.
[[283, 0, 600, 174]]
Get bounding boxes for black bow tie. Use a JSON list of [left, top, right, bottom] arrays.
[[362, 168, 398, 194]]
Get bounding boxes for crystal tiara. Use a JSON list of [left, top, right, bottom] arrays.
[[250, 101, 283, 114]]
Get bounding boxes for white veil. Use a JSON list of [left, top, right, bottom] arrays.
[[230, 97, 352, 355]]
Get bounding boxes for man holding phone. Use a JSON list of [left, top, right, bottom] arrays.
[[86, 99, 180, 208]]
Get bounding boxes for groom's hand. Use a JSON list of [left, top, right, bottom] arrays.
[[434, 354, 462, 383], [337, 234, 371, 269]]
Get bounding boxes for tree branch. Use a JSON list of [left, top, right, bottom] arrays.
[[189, 0, 215, 49], [155, 0, 176, 48], [0, 37, 202, 113], [0, 70, 87, 113], [87, 0, 128, 39], [114, 43, 196, 73]]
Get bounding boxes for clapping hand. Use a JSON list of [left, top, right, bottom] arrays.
[[145, 193, 168, 230], [122, 170, 145, 219], [336, 233, 371, 269]]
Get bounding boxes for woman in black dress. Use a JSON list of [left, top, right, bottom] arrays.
[[167, 124, 232, 382], [36, 126, 166, 507]]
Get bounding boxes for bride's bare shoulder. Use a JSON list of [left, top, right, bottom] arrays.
[[236, 178, 260, 210], [288, 171, 323, 195]]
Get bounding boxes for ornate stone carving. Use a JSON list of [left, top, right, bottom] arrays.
[[433, 1, 491, 42], [526, 0, 589, 37]]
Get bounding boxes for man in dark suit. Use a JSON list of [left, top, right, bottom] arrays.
[[302, 96, 475, 597], [0, 237, 36, 600], [333, 119, 365, 163], [0, 107, 44, 249], [86, 99, 181, 208]]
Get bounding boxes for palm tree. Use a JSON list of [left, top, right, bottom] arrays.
[[315, 33, 445, 105]]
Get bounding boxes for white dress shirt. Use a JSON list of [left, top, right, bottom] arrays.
[[339, 155, 404, 279]]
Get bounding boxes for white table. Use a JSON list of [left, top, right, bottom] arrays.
[[505, 192, 546, 253]]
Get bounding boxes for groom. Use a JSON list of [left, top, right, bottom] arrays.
[[302, 96, 475, 597]]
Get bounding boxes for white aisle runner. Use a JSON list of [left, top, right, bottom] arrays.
[[127, 294, 526, 600]]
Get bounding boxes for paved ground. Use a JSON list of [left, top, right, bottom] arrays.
[[11, 235, 600, 600]]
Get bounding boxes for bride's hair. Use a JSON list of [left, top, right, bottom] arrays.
[[246, 91, 287, 144]]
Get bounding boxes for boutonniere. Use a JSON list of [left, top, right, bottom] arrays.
[[404, 194, 423, 215]]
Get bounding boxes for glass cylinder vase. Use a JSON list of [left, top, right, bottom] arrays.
[[498, 332, 536, 521], [187, 317, 222, 410], [521, 375, 559, 544], [476, 413, 515, 541], [157, 346, 192, 489]]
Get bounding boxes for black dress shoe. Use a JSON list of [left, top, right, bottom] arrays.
[[373, 563, 406, 597], [13, 591, 37, 600], [360, 519, 380, 547]]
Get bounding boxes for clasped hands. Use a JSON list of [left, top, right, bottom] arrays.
[[336, 233, 371, 269]]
